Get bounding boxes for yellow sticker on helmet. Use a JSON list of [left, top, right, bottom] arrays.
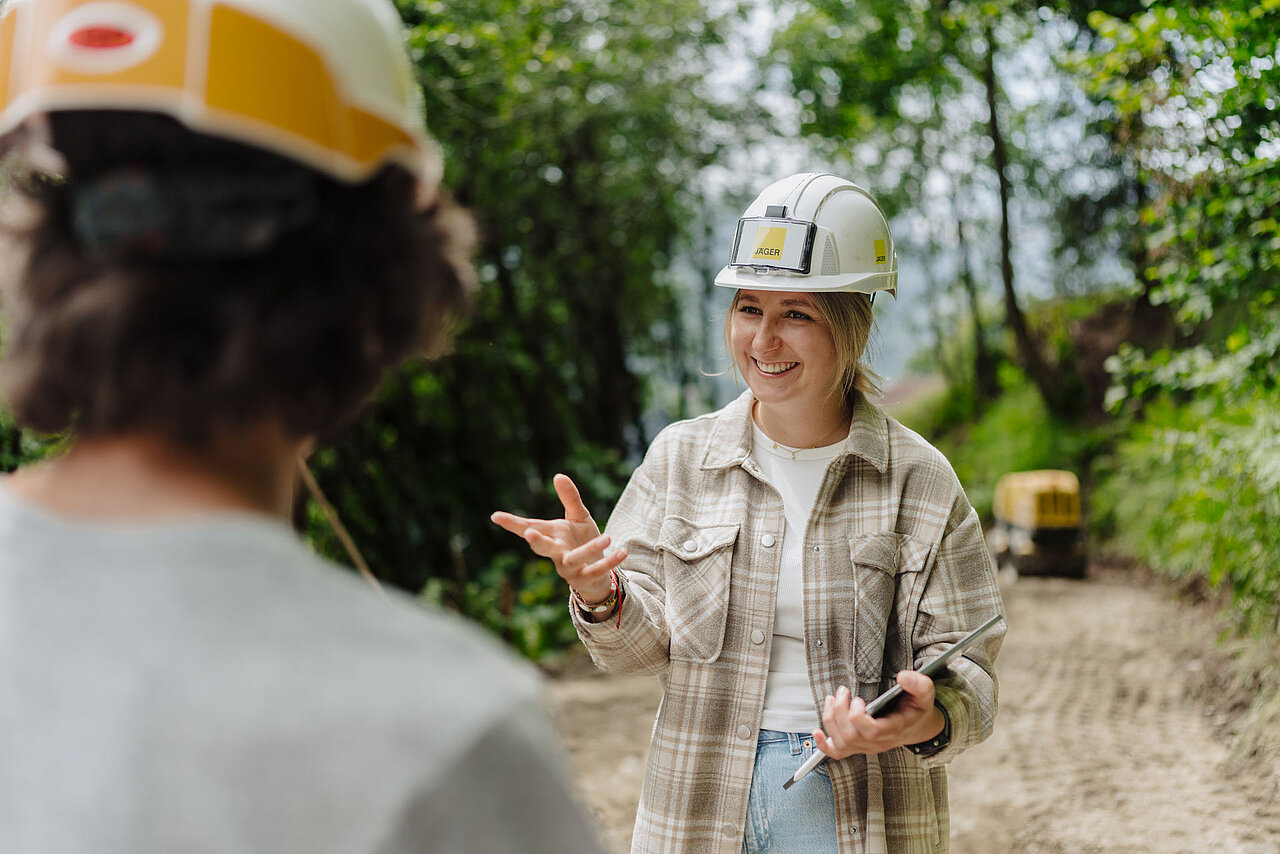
[[752, 226, 787, 260], [874, 238, 887, 265]]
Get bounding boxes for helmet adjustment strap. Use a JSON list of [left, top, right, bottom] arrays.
[[71, 166, 319, 260]]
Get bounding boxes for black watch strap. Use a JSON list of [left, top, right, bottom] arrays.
[[906, 701, 951, 757]]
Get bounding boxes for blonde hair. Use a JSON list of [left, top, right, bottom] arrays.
[[810, 291, 881, 402], [723, 289, 881, 407]]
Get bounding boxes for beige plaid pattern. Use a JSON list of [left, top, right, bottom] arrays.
[[573, 391, 1005, 853]]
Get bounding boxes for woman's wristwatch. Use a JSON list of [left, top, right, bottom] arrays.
[[905, 701, 951, 757]]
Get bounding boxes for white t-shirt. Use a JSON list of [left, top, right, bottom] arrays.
[[750, 422, 845, 733]]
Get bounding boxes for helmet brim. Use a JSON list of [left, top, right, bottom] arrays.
[[714, 265, 897, 298]]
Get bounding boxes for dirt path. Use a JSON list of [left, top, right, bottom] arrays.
[[547, 563, 1280, 853]]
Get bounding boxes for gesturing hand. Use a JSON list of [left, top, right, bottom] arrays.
[[490, 473, 627, 602]]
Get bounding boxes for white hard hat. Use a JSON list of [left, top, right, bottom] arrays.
[[0, 0, 438, 188], [715, 172, 898, 297]]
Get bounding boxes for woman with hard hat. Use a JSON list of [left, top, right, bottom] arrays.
[[495, 172, 1005, 853], [0, 1, 601, 851]]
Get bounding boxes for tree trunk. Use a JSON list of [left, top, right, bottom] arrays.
[[956, 217, 998, 404], [982, 24, 1066, 415], [923, 255, 965, 391]]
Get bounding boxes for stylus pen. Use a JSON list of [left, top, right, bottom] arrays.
[[782, 613, 1004, 791]]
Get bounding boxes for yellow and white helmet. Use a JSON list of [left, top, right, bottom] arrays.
[[715, 172, 898, 297], [0, 0, 437, 188]]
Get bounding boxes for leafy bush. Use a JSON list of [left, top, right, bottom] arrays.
[[1091, 386, 1280, 636], [928, 366, 1105, 521], [420, 552, 580, 661]]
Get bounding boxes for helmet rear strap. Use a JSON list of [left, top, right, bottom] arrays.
[[71, 166, 319, 260]]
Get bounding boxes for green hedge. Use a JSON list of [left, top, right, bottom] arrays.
[[1091, 387, 1280, 636]]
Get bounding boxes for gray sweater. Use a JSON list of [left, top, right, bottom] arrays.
[[0, 482, 601, 853]]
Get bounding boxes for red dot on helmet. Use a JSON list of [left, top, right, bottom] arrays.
[[69, 26, 135, 49]]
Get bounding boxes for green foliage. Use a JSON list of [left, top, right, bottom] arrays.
[[1091, 386, 1280, 636], [1103, 307, 1280, 413], [421, 552, 580, 660], [303, 1, 757, 656], [1071, 2, 1280, 333], [1065, 0, 1280, 637], [929, 366, 1104, 521], [1030, 293, 1111, 370], [0, 413, 59, 473]]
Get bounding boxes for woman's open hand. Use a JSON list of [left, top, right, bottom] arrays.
[[491, 473, 627, 602], [812, 671, 944, 759]]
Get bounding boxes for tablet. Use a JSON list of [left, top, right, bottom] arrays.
[[865, 612, 1005, 716], [783, 612, 1005, 790]]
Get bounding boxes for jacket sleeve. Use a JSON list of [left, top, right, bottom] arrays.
[[568, 441, 674, 676], [910, 501, 1005, 768]]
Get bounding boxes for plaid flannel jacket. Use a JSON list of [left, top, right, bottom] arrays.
[[572, 391, 1005, 854]]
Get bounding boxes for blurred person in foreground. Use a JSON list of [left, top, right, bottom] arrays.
[[0, 1, 601, 851], [495, 173, 1005, 853]]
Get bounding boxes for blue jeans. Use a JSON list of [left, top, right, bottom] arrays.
[[742, 730, 839, 854]]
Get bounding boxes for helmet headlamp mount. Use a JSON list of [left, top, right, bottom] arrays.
[[729, 216, 818, 275]]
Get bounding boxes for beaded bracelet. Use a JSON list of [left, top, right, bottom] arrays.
[[572, 569, 622, 626]]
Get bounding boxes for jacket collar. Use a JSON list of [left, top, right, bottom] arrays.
[[700, 389, 889, 474]]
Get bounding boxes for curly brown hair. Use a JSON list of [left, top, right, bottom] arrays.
[[0, 112, 475, 445]]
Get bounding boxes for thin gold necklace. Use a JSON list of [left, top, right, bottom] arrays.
[[753, 401, 847, 461]]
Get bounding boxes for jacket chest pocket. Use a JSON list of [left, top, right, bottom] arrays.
[[658, 516, 739, 663], [850, 532, 926, 682]]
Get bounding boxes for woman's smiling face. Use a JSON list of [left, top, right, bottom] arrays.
[[729, 289, 841, 415]]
